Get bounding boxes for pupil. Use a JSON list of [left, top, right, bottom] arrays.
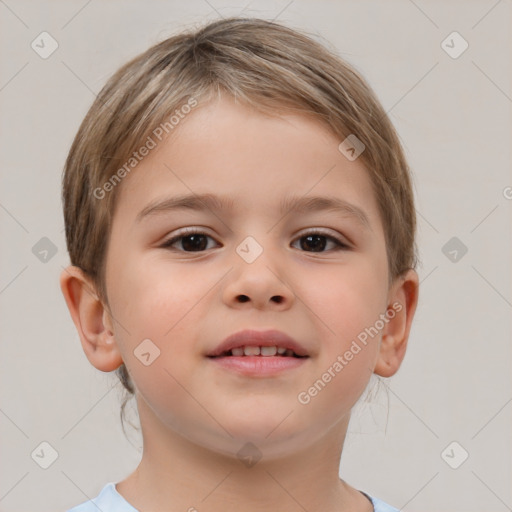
[[301, 234, 326, 252], [182, 235, 207, 251]]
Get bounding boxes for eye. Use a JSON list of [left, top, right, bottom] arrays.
[[160, 228, 350, 253], [291, 230, 349, 252], [160, 229, 220, 252]]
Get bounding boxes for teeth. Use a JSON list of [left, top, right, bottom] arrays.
[[243, 345, 261, 356], [228, 346, 294, 356], [260, 346, 277, 356]]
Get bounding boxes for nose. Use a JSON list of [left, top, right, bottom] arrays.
[[222, 243, 295, 311]]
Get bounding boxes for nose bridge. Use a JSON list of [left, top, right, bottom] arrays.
[[223, 233, 294, 309]]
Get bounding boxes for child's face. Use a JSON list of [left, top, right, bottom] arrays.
[[100, 95, 412, 457]]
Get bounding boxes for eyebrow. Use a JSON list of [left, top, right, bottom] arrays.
[[136, 192, 371, 230]]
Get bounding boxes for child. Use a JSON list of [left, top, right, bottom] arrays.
[[60, 16, 419, 512]]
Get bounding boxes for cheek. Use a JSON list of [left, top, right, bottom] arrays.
[[300, 259, 386, 396], [297, 278, 380, 425], [106, 258, 204, 388], [108, 259, 207, 428], [111, 256, 204, 336], [306, 256, 388, 337]]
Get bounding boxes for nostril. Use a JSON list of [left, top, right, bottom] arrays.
[[235, 295, 284, 304]]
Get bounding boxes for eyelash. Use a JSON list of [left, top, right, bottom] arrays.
[[160, 228, 350, 253]]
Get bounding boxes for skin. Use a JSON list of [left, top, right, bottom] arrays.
[[61, 94, 419, 512]]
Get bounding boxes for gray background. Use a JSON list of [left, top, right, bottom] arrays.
[[1, 1, 511, 511]]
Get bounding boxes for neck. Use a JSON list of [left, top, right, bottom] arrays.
[[116, 396, 371, 512]]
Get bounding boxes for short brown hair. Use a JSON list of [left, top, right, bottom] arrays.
[[62, 17, 418, 426]]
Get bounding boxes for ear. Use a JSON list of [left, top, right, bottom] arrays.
[[59, 265, 123, 372], [373, 268, 419, 377]]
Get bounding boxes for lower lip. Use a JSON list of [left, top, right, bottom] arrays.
[[208, 356, 308, 376]]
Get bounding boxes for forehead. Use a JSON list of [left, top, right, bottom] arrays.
[[113, 95, 382, 230]]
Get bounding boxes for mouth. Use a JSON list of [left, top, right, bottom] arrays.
[[206, 329, 310, 376], [209, 345, 308, 358]]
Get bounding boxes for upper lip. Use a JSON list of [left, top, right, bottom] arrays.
[[207, 329, 309, 357]]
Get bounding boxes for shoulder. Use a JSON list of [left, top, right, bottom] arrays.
[[367, 494, 400, 512], [65, 482, 139, 512]]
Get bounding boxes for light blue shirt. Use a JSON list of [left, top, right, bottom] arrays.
[[66, 482, 400, 512]]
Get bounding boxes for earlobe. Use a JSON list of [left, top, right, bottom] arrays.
[[373, 269, 419, 378], [59, 265, 124, 372]]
